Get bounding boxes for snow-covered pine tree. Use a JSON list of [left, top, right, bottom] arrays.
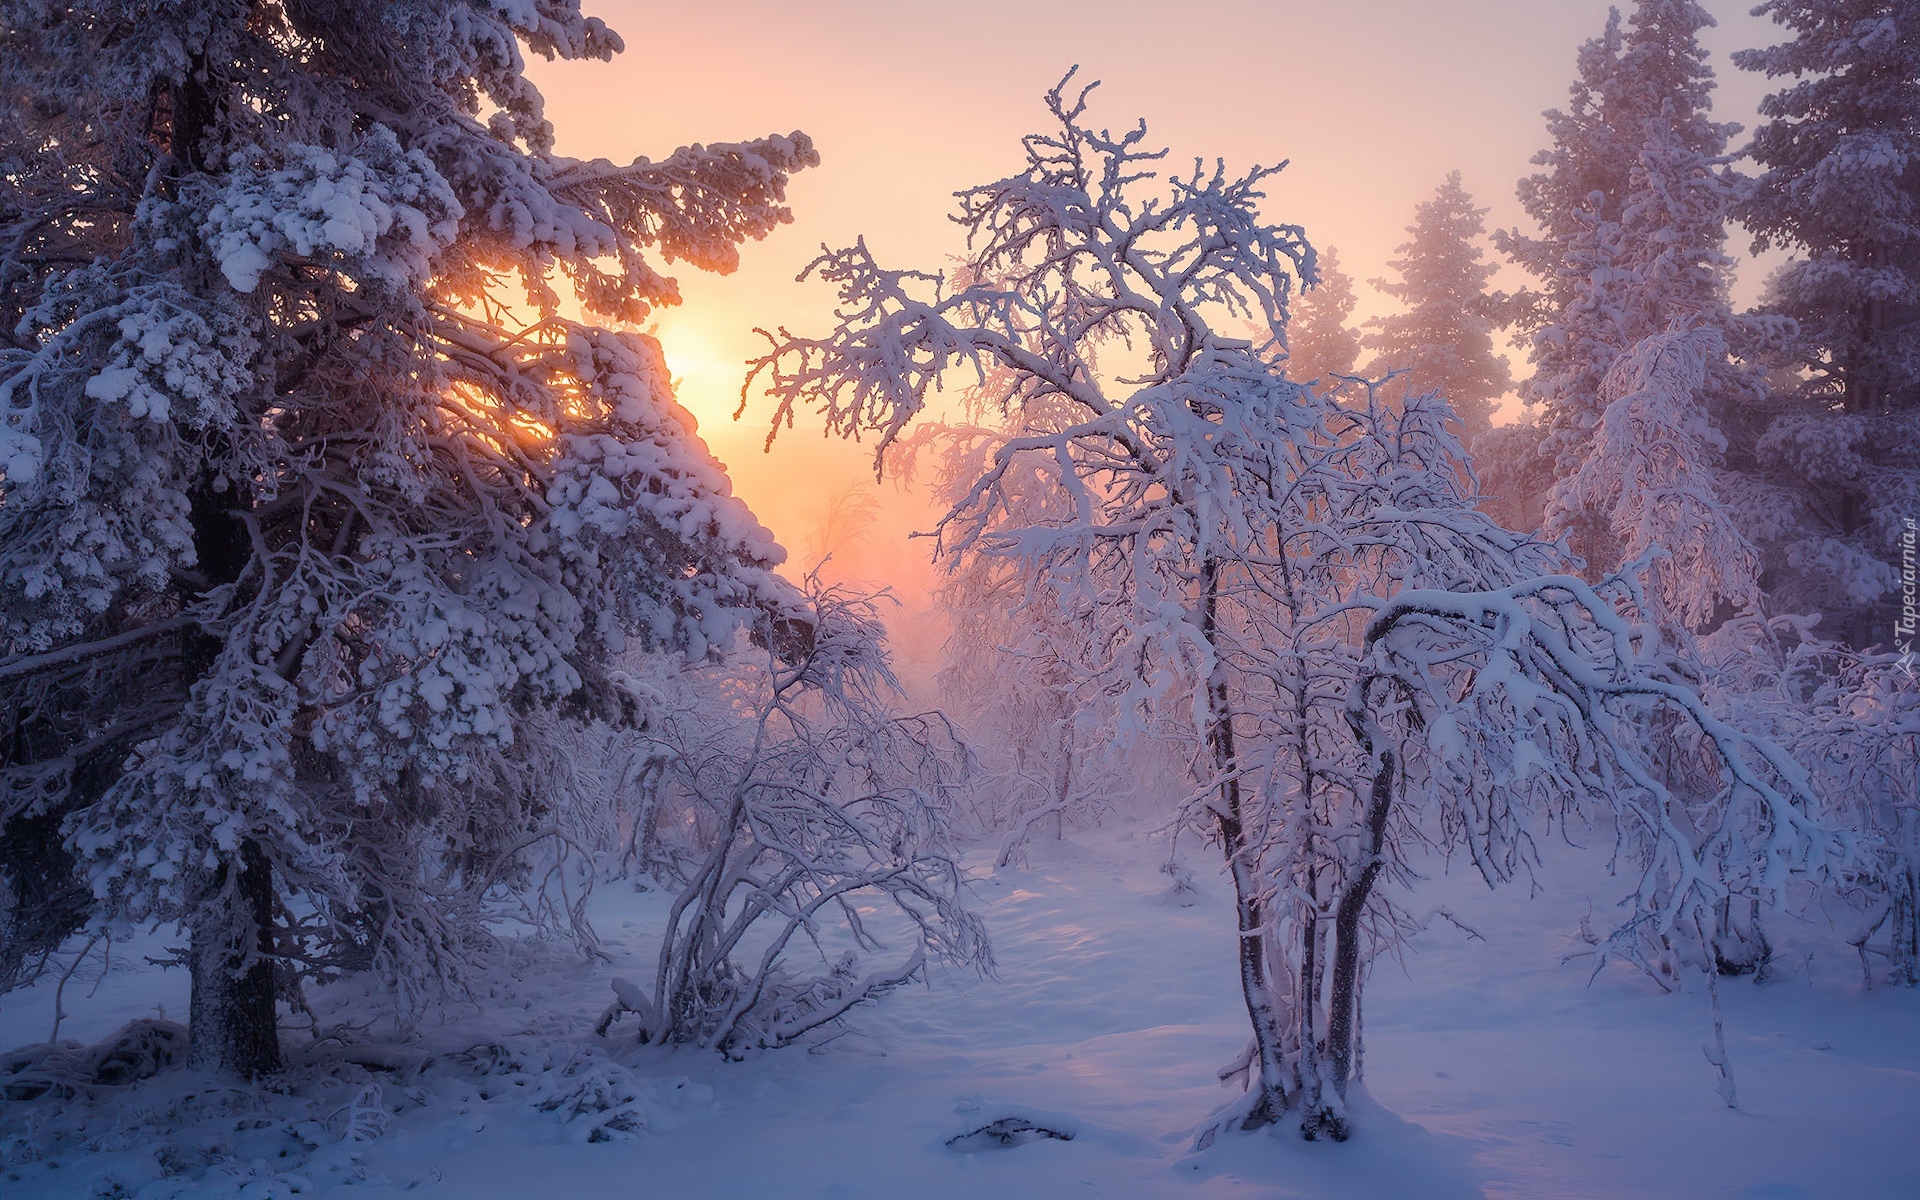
[[0, 0, 815, 1075], [1278, 245, 1362, 392], [1501, 1, 1740, 433], [1550, 324, 1763, 630], [1499, 0, 1765, 613], [1498, 5, 1636, 463], [1737, 0, 1920, 414], [1729, 0, 1920, 647], [750, 74, 1843, 1141], [1361, 173, 1510, 436]]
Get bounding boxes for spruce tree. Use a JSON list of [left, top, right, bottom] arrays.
[[1362, 174, 1510, 436], [1736, 0, 1920, 413], [0, 0, 814, 1075], [1728, 0, 1920, 646], [1498, 0, 1765, 610], [1501, 0, 1746, 464], [1280, 246, 1362, 391]]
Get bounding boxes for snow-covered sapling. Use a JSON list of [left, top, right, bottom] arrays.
[[596, 585, 989, 1056]]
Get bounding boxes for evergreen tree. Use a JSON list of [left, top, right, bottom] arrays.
[[1736, 0, 1920, 413], [0, 0, 815, 1075], [1726, 0, 1920, 648], [1499, 0, 1764, 605], [1280, 246, 1362, 391], [1361, 174, 1510, 436]]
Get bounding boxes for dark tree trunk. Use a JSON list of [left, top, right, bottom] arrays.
[[1202, 560, 1290, 1130], [158, 50, 281, 1077], [1328, 748, 1393, 1095], [180, 473, 278, 1073], [187, 839, 281, 1075]]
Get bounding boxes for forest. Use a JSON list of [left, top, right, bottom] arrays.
[[0, 1, 1915, 1197]]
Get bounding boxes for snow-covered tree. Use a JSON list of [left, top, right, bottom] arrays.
[[0, 0, 816, 1076], [749, 75, 1843, 1140], [1361, 173, 1510, 436], [889, 376, 1186, 861], [1499, 0, 1769, 616], [1704, 616, 1920, 985], [1736, 0, 1920, 413], [1502, 1, 1743, 419], [1278, 245, 1362, 392], [1548, 324, 1762, 629], [1725, 0, 1920, 647], [1470, 416, 1556, 533], [594, 585, 989, 1056]]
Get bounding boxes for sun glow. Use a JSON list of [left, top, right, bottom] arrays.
[[649, 312, 743, 439]]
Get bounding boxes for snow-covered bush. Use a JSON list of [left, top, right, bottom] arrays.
[[594, 586, 989, 1056], [1706, 621, 1920, 985]]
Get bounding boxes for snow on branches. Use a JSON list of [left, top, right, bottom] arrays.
[[596, 585, 989, 1057], [0, 0, 816, 1074], [1548, 324, 1761, 629], [754, 73, 1851, 1141]]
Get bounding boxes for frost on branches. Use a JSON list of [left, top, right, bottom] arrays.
[[593, 585, 990, 1057], [751, 75, 1847, 1141], [890, 374, 1189, 863], [1497, 0, 1773, 587], [0, 0, 817, 1076], [1548, 324, 1761, 630], [1704, 618, 1920, 986]]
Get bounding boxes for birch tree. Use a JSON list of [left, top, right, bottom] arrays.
[[751, 75, 1845, 1140]]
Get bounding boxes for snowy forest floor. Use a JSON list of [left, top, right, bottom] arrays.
[[4, 824, 1919, 1199]]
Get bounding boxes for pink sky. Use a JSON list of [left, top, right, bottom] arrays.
[[527, 0, 1790, 635]]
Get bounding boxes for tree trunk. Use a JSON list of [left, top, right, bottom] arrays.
[[1328, 747, 1393, 1097], [1202, 559, 1290, 1128], [168, 55, 282, 1077], [1050, 703, 1073, 842], [188, 839, 281, 1075]]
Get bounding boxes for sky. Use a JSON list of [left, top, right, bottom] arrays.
[[526, 0, 1794, 638]]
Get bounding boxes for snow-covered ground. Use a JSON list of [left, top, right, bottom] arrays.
[[4, 825, 1918, 1199]]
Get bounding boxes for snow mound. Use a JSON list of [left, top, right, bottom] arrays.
[[1, 1018, 187, 1100]]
